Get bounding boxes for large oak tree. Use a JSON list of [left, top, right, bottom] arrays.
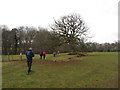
[[50, 14, 89, 52]]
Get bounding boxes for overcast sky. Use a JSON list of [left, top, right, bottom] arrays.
[[0, 0, 119, 43]]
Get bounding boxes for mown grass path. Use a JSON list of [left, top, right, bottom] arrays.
[[2, 52, 118, 88]]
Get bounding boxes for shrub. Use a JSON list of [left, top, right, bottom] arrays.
[[68, 52, 87, 57]]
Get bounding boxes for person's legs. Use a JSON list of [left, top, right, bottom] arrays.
[[30, 60, 32, 71], [29, 62, 32, 71], [28, 59, 32, 74], [28, 61, 30, 74], [27, 60, 29, 67], [40, 55, 42, 59], [45, 55, 46, 58], [43, 55, 45, 59]]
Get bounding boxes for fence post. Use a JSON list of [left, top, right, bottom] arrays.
[[20, 53, 22, 61]]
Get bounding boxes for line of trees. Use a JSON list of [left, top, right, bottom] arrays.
[[1, 14, 119, 55]]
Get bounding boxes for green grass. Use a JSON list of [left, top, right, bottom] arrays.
[[2, 53, 76, 61], [2, 52, 118, 88]]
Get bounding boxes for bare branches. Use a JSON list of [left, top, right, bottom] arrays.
[[50, 14, 89, 52], [50, 14, 89, 44]]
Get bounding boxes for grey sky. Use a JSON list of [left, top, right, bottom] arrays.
[[0, 0, 118, 43]]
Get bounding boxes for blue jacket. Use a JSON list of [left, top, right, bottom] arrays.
[[26, 50, 34, 59]]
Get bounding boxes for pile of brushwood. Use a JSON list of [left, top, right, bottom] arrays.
[[68, 52, 87, 57]]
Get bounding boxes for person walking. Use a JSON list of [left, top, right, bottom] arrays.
[[40, 51, 43, 59], [53, 52, 56, 57], [43, 51, 46, 59], [26, 48, 34, 75]]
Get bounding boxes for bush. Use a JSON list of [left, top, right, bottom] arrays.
[[68, 52, 86, 57]]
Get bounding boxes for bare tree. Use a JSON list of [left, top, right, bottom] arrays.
[[11, 28, 19, 55], [1, 25, 11, 54], [50, 14, 89, 52]]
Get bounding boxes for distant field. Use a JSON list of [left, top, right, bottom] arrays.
[[2, 53, 77, 61], [2, 52, 118, 88]]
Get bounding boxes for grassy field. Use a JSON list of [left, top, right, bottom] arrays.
[[2, 53, 77, 61], [2, 52, 118, 88]]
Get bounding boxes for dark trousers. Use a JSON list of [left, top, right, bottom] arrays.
[[53, 54, 56, 57], [43, 55, 46, 59], [27, 59, 32, 73], [40, 55, 43, 59]]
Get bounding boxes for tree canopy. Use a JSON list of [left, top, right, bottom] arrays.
[[50, 14, 89, 52]]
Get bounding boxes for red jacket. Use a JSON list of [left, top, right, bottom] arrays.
[[43, 52, 46, 55], [40, 52, 43, 55]]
